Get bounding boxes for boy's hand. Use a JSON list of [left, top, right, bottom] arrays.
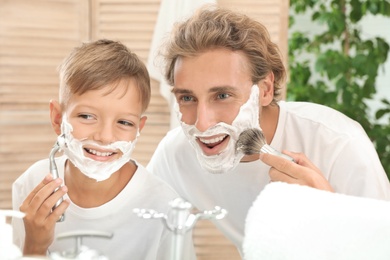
[[260, 151, 334, 192], [19, 174, 69, 255]]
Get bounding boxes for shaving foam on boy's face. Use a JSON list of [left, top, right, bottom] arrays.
[[58, 114, 138, 181], [175, 85, 261, 174]]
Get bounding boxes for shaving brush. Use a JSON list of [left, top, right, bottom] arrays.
[[236, 128, 294, 162]]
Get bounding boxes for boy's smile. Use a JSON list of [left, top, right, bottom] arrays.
[[83, 145, 120, 162]]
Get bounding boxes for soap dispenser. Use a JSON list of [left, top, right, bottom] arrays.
[[0, 209, 25, 260]]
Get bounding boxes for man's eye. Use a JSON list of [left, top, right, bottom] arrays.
[[217, 93, 230, 99], [182, 96, 193, 102]]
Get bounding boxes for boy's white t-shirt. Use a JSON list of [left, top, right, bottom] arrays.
[[147, 101, 390, 256], [12, 156, 195, 260]]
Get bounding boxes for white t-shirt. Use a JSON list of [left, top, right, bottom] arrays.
[[147, 101, 390, 256], [12, 156, 195, 260]]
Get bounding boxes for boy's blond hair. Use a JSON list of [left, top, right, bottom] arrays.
[[58, 39, 151, 112], [162, 6, 286, 103]]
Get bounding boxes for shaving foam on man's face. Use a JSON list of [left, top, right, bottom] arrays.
[[175, 85, 261, 174], [58, 115, 138, 181]]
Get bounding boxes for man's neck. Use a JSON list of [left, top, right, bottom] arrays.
[[260, 102, 280, 144]]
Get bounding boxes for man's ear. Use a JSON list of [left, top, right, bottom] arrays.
[[258, 72, 275, 106], [50, 100, 63, 135]]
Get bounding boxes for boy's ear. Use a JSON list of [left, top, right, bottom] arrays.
[[50, 100, 63, 135], [258, 72, 275, 107], [138, 116, 147, 133]]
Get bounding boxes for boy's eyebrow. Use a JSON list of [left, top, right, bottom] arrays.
[[75, 105, 142, 118], [123, 112, 142, 119]]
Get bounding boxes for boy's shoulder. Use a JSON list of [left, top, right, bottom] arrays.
[[16, 157, 50, 181], [131, 163, 181, 210], [14, 156, 66, 186], [134, 162, 179, 196]]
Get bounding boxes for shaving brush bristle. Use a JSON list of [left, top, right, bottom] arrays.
[[236, 128, 267, 155]]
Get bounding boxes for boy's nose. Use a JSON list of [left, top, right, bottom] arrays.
[[94, 123, 115, 144]]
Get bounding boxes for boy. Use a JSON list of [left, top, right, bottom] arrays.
[[12, 39, 194, 259]]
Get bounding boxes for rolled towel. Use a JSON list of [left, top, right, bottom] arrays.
[[243, 182, 390, 260]]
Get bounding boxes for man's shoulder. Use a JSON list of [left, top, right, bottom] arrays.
[[282, 101, 364, 134], [283, 101, 345, 115], [158, 126, 188, 148], [165, 126, 186, 138]]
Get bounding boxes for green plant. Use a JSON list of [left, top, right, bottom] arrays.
[[288, 0, 390, 179]]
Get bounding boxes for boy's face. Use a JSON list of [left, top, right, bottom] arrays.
[[62, 78, 146, 162], [172, 48, 256, 158]]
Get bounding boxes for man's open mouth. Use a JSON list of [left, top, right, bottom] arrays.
[[198, 134, 228, 148]]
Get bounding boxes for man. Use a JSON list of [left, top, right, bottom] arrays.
[[147, 6, 390, 256]]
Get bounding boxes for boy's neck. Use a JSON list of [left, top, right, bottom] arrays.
[[64, 160, 136, 208]]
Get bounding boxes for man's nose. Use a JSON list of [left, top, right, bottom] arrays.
[[194, 102, 216, 132]]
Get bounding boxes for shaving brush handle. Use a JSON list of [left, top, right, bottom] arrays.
[[260, 145, 295, 162]]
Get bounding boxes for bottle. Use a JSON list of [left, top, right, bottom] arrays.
[[0, 209, 25, 260]]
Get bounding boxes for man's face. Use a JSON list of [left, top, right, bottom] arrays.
[[172, 48, 255, 158]]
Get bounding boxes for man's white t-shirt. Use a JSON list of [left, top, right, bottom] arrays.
[[147, 101, 390, 256]]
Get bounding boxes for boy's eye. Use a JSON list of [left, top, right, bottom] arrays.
[[78, 114, 94, 120], [118, 120, 135, 127]]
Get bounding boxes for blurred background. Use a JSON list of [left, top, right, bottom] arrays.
[[0, 0, 389, 259]]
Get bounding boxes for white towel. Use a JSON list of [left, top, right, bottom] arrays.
[[147, 0, 216, 129], [243, 182, 390, 260]]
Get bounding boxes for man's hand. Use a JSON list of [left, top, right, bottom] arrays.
[[260, 151, 334, 192]]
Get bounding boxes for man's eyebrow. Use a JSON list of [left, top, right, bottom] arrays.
[[208, 86, 236, 93], [172, 86, 236, 95], [171, 88, 193, 95]]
